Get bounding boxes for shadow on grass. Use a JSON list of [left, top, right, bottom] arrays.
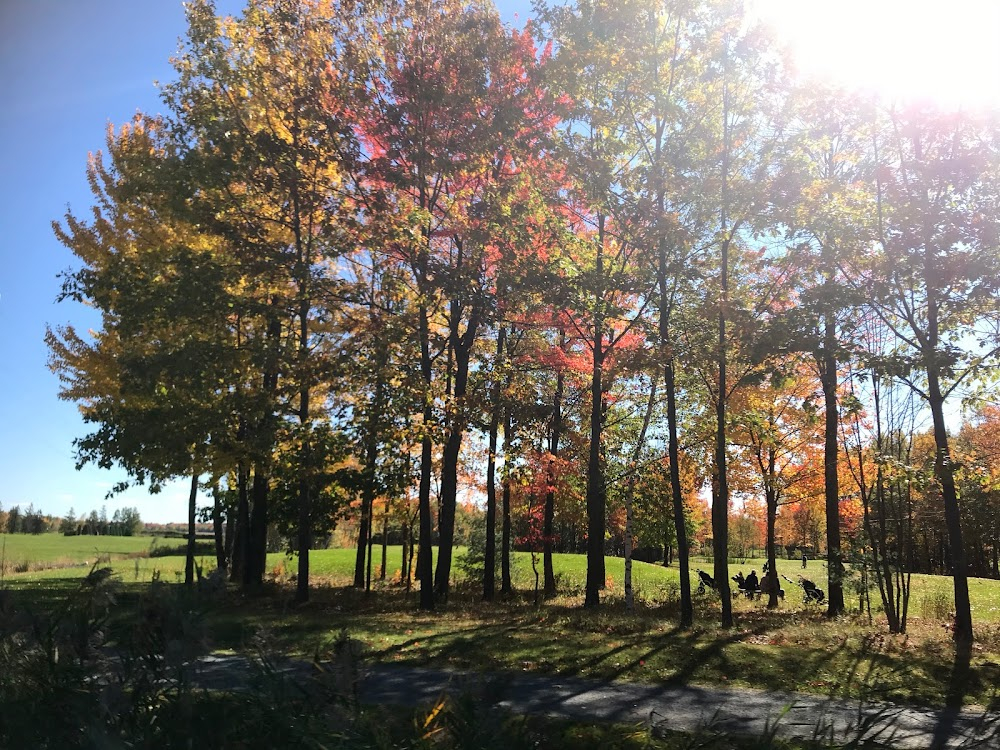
[[8, 574, 1000, 717]]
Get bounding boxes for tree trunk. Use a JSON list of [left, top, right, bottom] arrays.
[[355, 372, 386, 589], [366, 505, 374, 591], [296, 379, 311, 603], [293, 175, 312, 605], [928, 374, 973, 645], [407, 519, 417, 593], [245, 308, 281, 588], [713, 63, 734, 628], [713, 233, 734, 627], [585, 218, 607, 608], [185, 470, 198, 587], [380, 503, 389, 581], [765, 447, 779, 609], [245, 464, 270, 587], [821, 317, 845, 616], [212, 480, 226, 572], [544, 339, 564, 599], [230, 460, 249, 583], [664, 356, 692, 626], [416, 297, 435, 610], [625, 377, 658, 613], [484, 326, 507, 601], [354, 492, 371, 588], [501, 401, 514, 596], [435, 295, 481, 600]]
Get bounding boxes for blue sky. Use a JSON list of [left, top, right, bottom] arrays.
[[0, 0, 531, 524]]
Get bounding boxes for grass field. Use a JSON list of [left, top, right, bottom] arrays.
[[0, 532, 188, 576], [5, 540, 999, 623]]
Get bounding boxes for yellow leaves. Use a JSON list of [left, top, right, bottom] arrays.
[[420, 696, 448, 740]]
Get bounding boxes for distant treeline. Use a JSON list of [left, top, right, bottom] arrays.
[[0, 503, 143, 536], [142, 522, 214, 538]]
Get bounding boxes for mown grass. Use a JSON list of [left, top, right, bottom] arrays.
[[0, 532, 187, 576], [7, 543, 1000, 623]]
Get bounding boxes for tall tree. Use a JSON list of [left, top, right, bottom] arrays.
[[697, 1, 785, 627], [732, 363, 823, 608], [776, 89, 879, 617], [864, 104, 1000, 645], [48, 118, 239, 584], [162, 0, 363, 599], [364, 0, 559, 602], [539, 0, 654, 608]]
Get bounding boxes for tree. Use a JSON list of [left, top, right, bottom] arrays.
[[775, 88, 879, 617], [60, 508, 78, 535], [732, 363, 823, 608], [538, 0, 655, 608], [161, 0, 364, 600], [699, 2, 785, 628], [844, 329, 920, 633], [48, 117, 240, 584], [863, 103, 1000, 645], [363, 0, 560, 603], [956, 406, 1000, 579]]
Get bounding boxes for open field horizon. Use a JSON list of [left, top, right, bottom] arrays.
[[4, 535, 998, 626]]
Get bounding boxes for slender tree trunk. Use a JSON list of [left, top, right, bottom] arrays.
[[407, 519, 417, 593], [484, 326, 507, 601], [543, 338, 564, 599], [230, 459, 249, 583], [245, 309, 281, 588], [928, 374, 973, 645], [765, 447, 779, 609], [380, 503, 388, 581], [877, 469, 899, 632], [501, 402, 514, 596], [822, 316, 845, 616], [296, 386, 311, 603], [401, 519, 409, 584], [293, 176, 312, 605], [212, 480, 226, 572], [712, 55, 734, 628], [664, 346, 692, 625], [366, 505, 374, 591], [416, 298, 435, 610], [585, 218, 607, 608], [915, 166, 972, 641], [354, 494, 371, 588], [185, 470, 198, 587], [625, 379, 657, 612], [714, 233, 734, 628], [355, 373, 386, 588], [245, 464, 270, 587]]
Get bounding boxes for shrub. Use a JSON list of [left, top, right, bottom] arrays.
[[920, 590, 952, 621], [458, 513, 517, 586]]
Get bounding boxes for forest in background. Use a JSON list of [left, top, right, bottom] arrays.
[[45, 0, 1000, 647]]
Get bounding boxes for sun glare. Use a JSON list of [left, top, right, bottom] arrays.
[[754, 0, 1000, 109]]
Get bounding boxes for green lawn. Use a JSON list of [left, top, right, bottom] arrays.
[[0, 532, 186, 574], [6, 542, 999, 623]]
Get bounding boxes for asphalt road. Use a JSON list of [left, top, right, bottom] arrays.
[[190, 654, 1000, 749]]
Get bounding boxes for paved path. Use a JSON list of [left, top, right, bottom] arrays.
[[191, 655, 1000, 749]]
